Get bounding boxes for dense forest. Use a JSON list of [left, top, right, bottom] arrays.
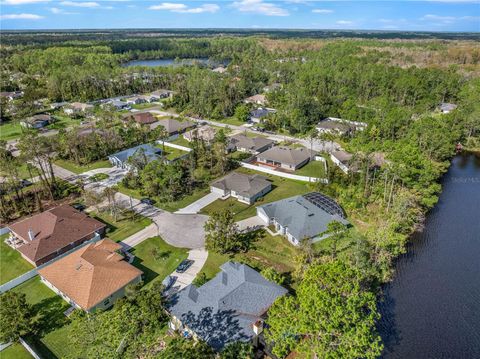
[[1, 32, 479, 358]]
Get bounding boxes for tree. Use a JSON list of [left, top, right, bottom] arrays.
[[261, 267, 285, 285], [321, 220, 348, 259], [159, 338, 215, 359], [204, 208, 242, 254], [266, 260, 383, 359], [0, 292, 35, 342], [221, 341, 254, 359], [234, 103, 250, 122]]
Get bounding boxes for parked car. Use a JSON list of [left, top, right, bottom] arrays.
[[72, 203, 86, 211], [176, 260, 194, 273], [140, 198, 155, 205], [162, 275, 176, 291]]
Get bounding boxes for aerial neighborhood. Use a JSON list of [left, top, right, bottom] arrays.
[[0, 28, 475, 359]]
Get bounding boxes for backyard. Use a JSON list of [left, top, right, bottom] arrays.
[[200, 167, 311, 221], [155, 144, 190, 161], [130, 236, 189, 287], [0, 343, 32, 359], [295, 159, 327, 178], [89, 210, 152, 242], [54, 158, 112, 174], [0, 233, 34, 285], [168, 136, 193, 148], [197, 230, 300, 282], [0, 120, 24, 141]]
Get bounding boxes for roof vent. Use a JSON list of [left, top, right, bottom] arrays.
[[75, 263, 82, 270], [27, 229, 35, 241]]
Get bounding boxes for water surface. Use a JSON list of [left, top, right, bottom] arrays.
[[379, 153, 480, 358]]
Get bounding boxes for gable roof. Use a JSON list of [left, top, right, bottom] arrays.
[[258, 192, 349, 240], [258, 146, 313, 167], [440, 103, 457, 112], [211, 172, 271, 198], [316, 120, 352, 132], [129, 112, 157, 125], [244, 94, 267, 104], [9, 204, 106, 264], [169, 262, 287, 350], [331, 149, 353, 164], [184, 125, 217, 142], [230, 134, 275, 152], [151, 118, 195, 134], [108, 144, 161, 164], [38, 239, 142, 310]]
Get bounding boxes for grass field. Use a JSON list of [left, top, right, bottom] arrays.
[[169, 136, 193, 148], [295, 160, 327, 178], [155, 144, 189, 161], [131, 236, 189, 287], [197, 231, 300, 282], [0, 121, 24, 141], [0, 234, 34, 285], [89, 210, 152, 242], [0, 343, 32, 359], [47, 116, 79, 131], [201, 167, 311, 221], [221, 117, 245, 126], [54, 159, 112, 174], [117, 183, 210, 213]]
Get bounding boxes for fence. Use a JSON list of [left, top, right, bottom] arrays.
[[156, 140, 192, 152], [19, 338, 41, 359], [0, 233, 102, 294], [239, 162, 328, 183]]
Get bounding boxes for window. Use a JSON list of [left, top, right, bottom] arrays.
[[103, 299, 110, 306]]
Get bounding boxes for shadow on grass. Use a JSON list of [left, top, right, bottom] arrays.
[[93, 216, 119, 234], [33, 296, 69, 337], [25, 335, 58, 359], [131, 256, 159, 285]]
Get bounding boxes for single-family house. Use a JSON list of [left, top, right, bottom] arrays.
[[125, 112, 157, 126], [150, 118, 195, 136], [212, 66, 227, 74], [263, 83, 282, 93], [249, 107, 276, 123], [439, 103, 457, 114], [316, 120, 353, 136], [108, 144, 162, 170], [106, 100, 130, 110], [49, 102, 68, 110], [229, 134, 275, 155], [330, 150, 354, 174], [168, 262, 287, 350], [64, 102, 94, 115], [38, 238, 143, 312], [183, 125, 217, 144], [151, 89, 174, 99], [126, 96, 146, 105], [244, 94, 267, 106], [20, 114, 54, 129], [210, 172, 272, 204], [256, 146, 313, 171], [257, 192, 349, 246], [7, 204, 106, 266]]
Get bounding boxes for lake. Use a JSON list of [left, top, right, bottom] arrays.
[[378, 153, 480, 358], [122, 58, 225, 68]]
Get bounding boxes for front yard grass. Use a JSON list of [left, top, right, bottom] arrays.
[[169, 136, 193, 148], [0, 343, 33, 359], [89, 210, 152, 242], [0, 234, 34, 285], [55, 159, 112, 175], [201, 167, 311, 221], [130, 236, 189, 287], [295, 160, 327, 178], [197, 230, 300, 282], [222, 117, 245, 126], [47, 116, 78, 130], [0, 121, 24, 141]]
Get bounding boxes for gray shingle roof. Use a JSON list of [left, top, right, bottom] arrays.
[[211, 172, 271, 198], [257, 193, 349, 241], [257, 146, 314, 167], [230, 134, 274, 152], [151, 118, 195, 134], [168, 262, 287, 350], [108, 144, 161, 164]]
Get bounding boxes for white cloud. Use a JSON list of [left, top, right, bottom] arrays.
[[2, 0, 50, 4], [50, 6, 78, 14], [149, 2, 219, 13], [336, 20, 353, 25], [232, 0, 289, 16], [421, 14, 479, 24], [312, 9, 333, 14], [0, 13, 44, 19], [60, 1, 100, 7]]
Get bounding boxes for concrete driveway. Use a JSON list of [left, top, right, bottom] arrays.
[[175, 192, 222, 214], [170, 248, 208, 291], [236, 216, 265, 232]]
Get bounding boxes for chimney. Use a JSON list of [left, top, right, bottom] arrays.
[[28, 229, 35, 241], [253, 320, 263, 335]]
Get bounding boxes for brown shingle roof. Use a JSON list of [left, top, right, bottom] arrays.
[[130, 112, 157, 125], [9, 204, 106, 264], [38, 239, 142, 311], [230, 134, 275, 152], [151, 118, 195, 134]]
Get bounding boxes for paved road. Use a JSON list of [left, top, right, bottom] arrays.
[[151, 110, 339, 153], [175, 192, 222, 214]]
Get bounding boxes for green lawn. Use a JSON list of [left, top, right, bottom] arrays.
[[155, 144, 189, 161], [201, 168, 311, 221], [0, 343, 32, 359], [89, 210, 152, 242], [0, 234, 34, 285], [130, 236, 189, 287], [131, 102, 160, 110], [295, 160, 327, 178], [47, 116, 79, 131], [54, 159, 112, 174], [222, 117, 245, 126], [169, 136, 193, 148], [0, 163, 39, 180], [197, 231, 300, 282], [0, 121, 24, 141], [117, 182, 210, 213]]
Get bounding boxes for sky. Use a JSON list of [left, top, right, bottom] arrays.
[[0, 0, 479, 31]]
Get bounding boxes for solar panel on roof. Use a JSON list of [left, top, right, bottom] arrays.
[[303, 192, 346, 218]]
